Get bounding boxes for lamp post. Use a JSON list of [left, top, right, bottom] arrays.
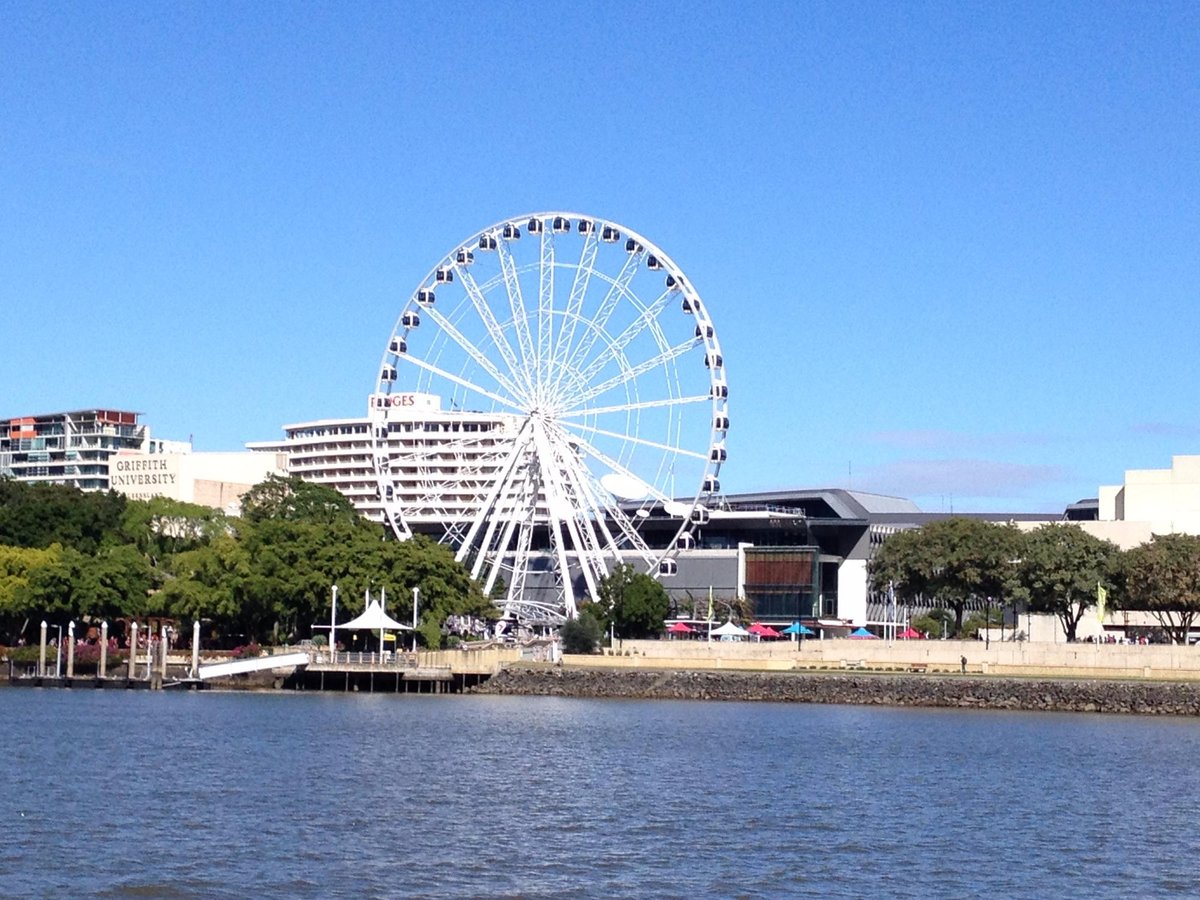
[[412, 586, 419, 652]]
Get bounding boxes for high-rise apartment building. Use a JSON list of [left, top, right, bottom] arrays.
[[0, 408, 185, 491]]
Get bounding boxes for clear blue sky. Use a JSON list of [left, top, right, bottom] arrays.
[[3, 2, 1197, 513]]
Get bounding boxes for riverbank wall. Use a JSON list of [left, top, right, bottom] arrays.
[[473, 665, 1200, 715], [600, 637, 1200, 680]]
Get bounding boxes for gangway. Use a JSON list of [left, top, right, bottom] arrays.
[[198, 651, 310, 680]]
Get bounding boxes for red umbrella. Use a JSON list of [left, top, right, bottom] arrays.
[[667, 622, 695, 634], [897, 627, 924, 639], [748, 623, 782, 639]]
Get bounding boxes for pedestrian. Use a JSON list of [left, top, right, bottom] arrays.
[[960, 655, 967, 674]]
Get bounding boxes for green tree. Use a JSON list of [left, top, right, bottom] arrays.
[[240, 475, 360, 525], [0, 478, 127, 553], [0, 544, 61, 642], [560, 614, 603, 654], [596, 564, 671, 639], [870, 518, 1022, 636], [1118, 533, 1200, 645], [1017, 524, 1117, 642], [121, 496, 230, 560], [909, 608, 954, 639]]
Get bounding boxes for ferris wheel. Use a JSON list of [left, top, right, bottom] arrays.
[[370, 212, 728, 623]]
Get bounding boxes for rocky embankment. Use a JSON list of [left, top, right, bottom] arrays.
[[472, 666, 1200, 715]]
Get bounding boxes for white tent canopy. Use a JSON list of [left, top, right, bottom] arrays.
[[710, 621, 749, 637], [341, 599, 412, 631]]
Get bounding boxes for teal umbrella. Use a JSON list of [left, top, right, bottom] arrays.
[[849, 626, 878, 639], [782, 621, 814, 635]]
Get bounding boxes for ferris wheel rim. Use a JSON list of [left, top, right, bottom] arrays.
[[371, 211, 728, 619]]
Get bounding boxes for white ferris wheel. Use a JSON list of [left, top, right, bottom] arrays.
[[370, 212, 728, 624]]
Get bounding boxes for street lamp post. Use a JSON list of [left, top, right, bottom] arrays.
[[411, 586, 419, 652]]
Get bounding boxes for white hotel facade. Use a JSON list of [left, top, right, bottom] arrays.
[[246, 392, 525, 529]]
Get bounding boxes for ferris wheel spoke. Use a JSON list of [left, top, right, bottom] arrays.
[[558, 394, 711, 420], [561, 431, 674, 505], [557, 249, 643, 393], [566, 289, 675, 400], [454, 421, 535, 570], [563, 337, 702, 410], [536, 229, 555, 390], [559, 418, 710, 463], [495, 238, 538, 388], [422, 302, 531, 406], [400, 351, 526, 413], [455, 264, 529, 394], [548, 428, 653, 562], [533, 421, 598, 609], [548, 227, 600, 393]]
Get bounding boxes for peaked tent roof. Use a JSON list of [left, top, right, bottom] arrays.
[[341, 599, 412, 631], [711, 621, 750, 637]]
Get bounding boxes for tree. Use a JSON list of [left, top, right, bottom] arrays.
[[870, 518, 1022, 636], [595, 564, 671, 639], [0, 544, 61, 643], [0, 478, 127, 553], [560, 613, 603, 654], [1017, 524, 1117, 642], [239, 475, 361, 526], [121, 496, 230, 560], [1118, 533, 1200, 645]]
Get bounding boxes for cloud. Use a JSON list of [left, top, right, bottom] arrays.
[[1131, 422, 1200, 439], [854, 458, 1066, 499], [867, 429, 1053, 451]]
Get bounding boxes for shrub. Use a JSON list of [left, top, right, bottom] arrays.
[[560, 616, 602, 654], [230, 643, 262, 659]]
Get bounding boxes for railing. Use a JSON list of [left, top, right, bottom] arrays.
[[311, 649, 419, 668]]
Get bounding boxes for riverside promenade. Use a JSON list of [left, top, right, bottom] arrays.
[[475, 640, 1200, 715], [581, 637, 1200, 681]]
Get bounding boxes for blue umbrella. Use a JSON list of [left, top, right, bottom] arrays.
[[782, 621, 814, 635], [849, 626, 878, 639]]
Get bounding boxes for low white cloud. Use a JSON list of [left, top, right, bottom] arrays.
[[855, 458, 1066, 499], [1131, 422, 1200, 439], [867, 429, 1053, 451]]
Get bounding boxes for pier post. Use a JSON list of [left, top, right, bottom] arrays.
[[145, 634, 153, 680], [66, 621, 76, 679], [160, 624, 169, 680], [129, 621, 139, 681], [39, 621, 47, 678], [100, 621, 108, 678], [191, 620, 200, 678]]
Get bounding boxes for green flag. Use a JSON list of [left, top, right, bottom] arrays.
[[1097, 582, 1108, 622]]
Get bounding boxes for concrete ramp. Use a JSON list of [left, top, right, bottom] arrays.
[[198, 651, 309, 680]]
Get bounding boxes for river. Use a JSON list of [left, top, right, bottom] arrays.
[[4, 689, 1199, 897]]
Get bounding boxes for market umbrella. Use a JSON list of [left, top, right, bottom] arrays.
[[782, 622, 814, 636], [897, 626, 924, 639], [848, 626, 878, 639], [667, 622, 695, 634], [748, 623, 782, 639]]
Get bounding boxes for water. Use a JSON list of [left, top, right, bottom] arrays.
[[4, 689, 1200, 897]]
